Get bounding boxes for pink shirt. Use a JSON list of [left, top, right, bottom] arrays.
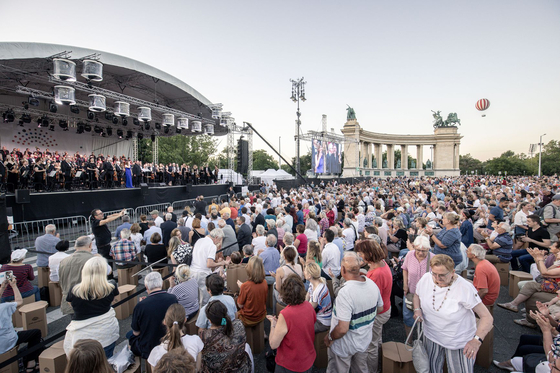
[[402, 250, 434, 294]]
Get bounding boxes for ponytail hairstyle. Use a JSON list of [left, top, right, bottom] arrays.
[[162, 304, 186, 351], [205, 300, 232, 337]]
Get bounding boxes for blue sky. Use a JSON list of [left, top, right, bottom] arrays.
[[1, 0, 558, 162]]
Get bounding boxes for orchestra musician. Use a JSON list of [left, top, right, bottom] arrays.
[[5, 155, 18, 193], [86, 156, 98, 190], [115, 161, 122, 187], [61, 156, 72, 190], [19, 160, 30, 189], [213, 165, 219, 184], [33, 157, 46, 192], [132, 160, 142, 186], [193, 164, 199, 185], [167, 163, 174, 186], [102, 158, 114, 188]]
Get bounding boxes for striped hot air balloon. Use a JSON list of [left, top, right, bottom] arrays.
[[475, 99, 490, 117]]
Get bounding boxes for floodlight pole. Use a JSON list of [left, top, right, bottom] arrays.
[[538, 133, 546, 177], [290, 78, 306, 175]]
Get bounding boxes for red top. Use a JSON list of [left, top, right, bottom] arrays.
[[367, 263, 393, 314], [276, 302, 316, 371], [296, 234, 308, 254], [473, 259, 500, 305], [0, 264, 35, 297]]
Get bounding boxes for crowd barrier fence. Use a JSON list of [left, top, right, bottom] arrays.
[[10, 215, 90, 250]]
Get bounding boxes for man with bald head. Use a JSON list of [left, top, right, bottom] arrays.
[[324, 252, 383, 373]]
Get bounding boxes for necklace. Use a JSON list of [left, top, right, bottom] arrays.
[[432, 276, 455, 311]]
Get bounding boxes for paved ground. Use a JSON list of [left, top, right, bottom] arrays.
[[17, 254, 540, 373]]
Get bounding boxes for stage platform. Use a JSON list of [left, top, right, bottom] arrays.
[[5, 183, 230, 222]]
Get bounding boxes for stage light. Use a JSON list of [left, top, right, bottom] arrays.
[[122, 118, 128, 126], [77, 122, 85, 134], [107, 127, 113, 136], [144, 122, 150, 131], [126, 130, 133, 139], [164, 126, 169, 134], [28, 97, 40, 107], [151, 134, 156, 142], [22, 102, 29, 110], [49, 125, 55, 131], [87, 111, 95, 120], [155, 122, 161, 130], [81, 60, 103, 81], [117, 129, 123, 138], [104, 112, 113, 121], [112, 116, 118, 125], [41, 116, 49, 127], [49, 102, 58, 113], [94, 125, 103, 134], [137, 133, 143, 140], [176, 128, 181, 134], [133, 118, 140, 126], [70, 105, 80, 114], [20, 114, 32, 124], [58, 120, 68, 131], [52, 58, 76, 81], [2, 110, 15, 123], [84, 124, 92, 132]]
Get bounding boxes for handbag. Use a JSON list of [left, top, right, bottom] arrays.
[[405, 254, 430, 310], [405, 318, 430, 373]]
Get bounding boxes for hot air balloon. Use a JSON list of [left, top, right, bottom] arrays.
[[475, 98, 490, 117]]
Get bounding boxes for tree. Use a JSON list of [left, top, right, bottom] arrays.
[[157, 134, 218, 165], [483, 150, 530, 175], [459, 154, 484, 175], [282, 151, 311, 176], [540, 140, 560, 175], [253, 149, 279, 171]]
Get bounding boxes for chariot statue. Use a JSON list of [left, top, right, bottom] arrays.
[[444, 112, 461, 127], [432, 110, 461, 128]]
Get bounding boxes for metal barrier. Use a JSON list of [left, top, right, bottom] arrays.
[[100, 207, 136, 235], [10, 215, 89, 249], [134, 202, 171, 222], [172, 198, 197, 213]]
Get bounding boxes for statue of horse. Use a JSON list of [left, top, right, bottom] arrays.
[[431, 110, 444, 128], [444, 112, 461, 127]]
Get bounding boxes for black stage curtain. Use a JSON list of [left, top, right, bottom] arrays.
[[0, 196, 11, 264]]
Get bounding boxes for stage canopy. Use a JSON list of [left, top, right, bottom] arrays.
[[0, 42, 228, 157]]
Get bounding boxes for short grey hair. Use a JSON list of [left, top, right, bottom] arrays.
[[306, 218, 318, 231], [276, 219, 284, 228], [45, 224, 56, 234], [256, 224, 265, 236], [145, 271, 163, 290], [178, 218, 185, 226], [122, 215, 130, 223], [469, 244, 486, 260], [165, 213, 172, 221], [283, 232, 294, 246], [223, 212, 230, 219], [413, 235, 431, 250], [243, 244, 253, 256], [499, 222, 511, 233], [343, 218, 353, 227], [266, 234, 277, 247], [120, 228, 131, 239], [75, 236, 92, 250], [266, 219, 276, 230], [209, 227, 224, 240], [217, 219, 226, 228]]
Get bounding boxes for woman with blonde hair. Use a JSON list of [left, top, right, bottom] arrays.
[[169, 236, 190, 265], [130, 223, 143, 253], [148, 304, 203, 370], [304, 262, 332, 332], [168, 264, 199, 320], [64, 339, 113, 373], [236, 256, 268, 326], [274, 246, 304, 315], [306, 240, 322, 268], [63, 256, 120, 357]]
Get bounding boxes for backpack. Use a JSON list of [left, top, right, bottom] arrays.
[[534, 203, 557, 226]]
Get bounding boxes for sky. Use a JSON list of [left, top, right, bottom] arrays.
[[1, 0, 559, 163]]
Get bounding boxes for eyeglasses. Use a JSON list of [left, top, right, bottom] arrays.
[[416, 249, 429, 253], [431, 271, 450, 279]]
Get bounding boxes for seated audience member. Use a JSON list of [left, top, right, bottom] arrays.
[[168, 264, 199, 320], [467, 244, 500, 308], [199, 300, 252, 372], [241, 244, 254, 264], [148, 303, 203, 369], [0, 276, 44, 373], [109, 228, 138, 268], [168, 236, 189, 265], [188, 218, 206, 246], [274, 246, 304, 315], [0, 249, 39, 302], [268, 274, 317, 373], [230, 251, 243, 264], [196, 274, 237, 330], [294, 224, 308, 257], [63, 256, 120, 358], [252, 224, 267, 254], [305, 262, 332, 333], [128, 272, 178, 359], [49, 240, 71, 282], [321, 229, 342, 280], [481, 222, 513, 263], [130, 223, 143, 254], [237, 256, 268, 327], [306, 240, 323, 268], [145, 232, 167, 265], [153, 348, 197, 373], [114, 214, 132, 241], [260, 234, 280, 285], [64, 339, 113, 373], [35, 223, 61, 270]]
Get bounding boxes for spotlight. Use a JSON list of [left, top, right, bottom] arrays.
[[41, 116, 49, 127], [104, 112, 112, 121], [176, 128, 181, 134], [70, 105, 80, 114], [94, 125, 103, 134], [37, 118, 42, 127], [77, 121, 85, 134], [122, 118, 128, 126], [117, 129, 123, 138], [2, 110, 15, 123], [101, 131, 106, 137], [144, 122, 150, 131], [112, 116, 118, 125], [137, 133, 143, 140], [106, 127, 113, 136], [151, 134, 156, 142], [49, 102, 58, 113], [28, 97, 40, 106], [133, 118, 140, 126], [59, 120, 68, 130], [20, 114, 31, 123], [126, 130, 133, 139], [155, 122, 161, 130], [87, 111, 95, 120], [49, 125, 55, 131], [22, 102, 29, 110], [84, 124, 92, 132], [164, 126, 169, 134]]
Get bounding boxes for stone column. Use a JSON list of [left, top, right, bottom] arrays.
[[387, 144, 394, 169], [374, 143, 382, 168], [454, 143, 460, 169], [401, 145, 408, 169], [416, 145, 423, 170]]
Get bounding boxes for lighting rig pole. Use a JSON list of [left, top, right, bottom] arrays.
[[538, 133, 546, 177], [290, 78, 306, 175]]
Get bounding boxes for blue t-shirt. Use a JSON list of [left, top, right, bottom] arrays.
[[196, 294, 237, 329], [460, 220, 474, 248], [0, 302, 17, 354], [434, 227, 463, 266], [488, 206, 504, 231]]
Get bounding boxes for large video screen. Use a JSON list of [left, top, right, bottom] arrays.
[[311, 139, 342, 174]]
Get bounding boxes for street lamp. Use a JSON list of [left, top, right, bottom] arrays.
[[290, 77, 306, 175], [538, 133, 546, 177]]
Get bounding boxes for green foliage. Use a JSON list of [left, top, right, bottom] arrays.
[[459, 154, 484, 175], [139, 135, 218, 165], [283, 150, 311, 176], [253, 149, 279, 171], [541, 140, 560, 175], [483, 151, 530, 175]]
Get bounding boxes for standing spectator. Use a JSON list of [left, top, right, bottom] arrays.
[[91, 208, 126, 263], [237, 256, 268, 327], [127, 272, 178, 359], [268, 275, 317, 373], [460, 210, 474, 248], [188, 218, 206, 247], [129, 223, 143, 254], [49, 240, 71, 282], [114, 215, 132, 241], [386, 218, 408, 257], [150, 210, 164, 227], [305, 262, 332, 332], [252, 225, 267, 254], [167, 264, 199, 320], [177, 218, 191, 244], [426, 212, 463, 266], [190, 228, 229, 306], [199, 300, 252, 372], [143, 221, 163, 244], [294, 224, 308, 257], [319, 211, 330, 236], [321, 229, 341, 280], [467, 244, 500, 309], [34, 223, 60, 270], [355, 239, 392, 372], [138, 214, 149, 235], [273, 246, 304, 315], [167, 206, 178, 223], [259, 235, 280, 284], [0, 249, 39, 302], [161, 213, 178, 248], [543, 194, 560, 242], [196, 274, 237, 330], [237, 216, 252, 248], [324, 252, 383, 373], [194, 196, 208, 216], [218, 219, 239, 257], [342, 218, 357, 251]]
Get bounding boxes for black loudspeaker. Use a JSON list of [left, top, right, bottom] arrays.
[[15, 189, 31, 204], [140, 183, 149, 196]]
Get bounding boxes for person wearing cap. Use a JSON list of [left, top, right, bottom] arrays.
[[544, 194, 560, 242], [150, 210, 164, 228], [0, 249, 39, 302]]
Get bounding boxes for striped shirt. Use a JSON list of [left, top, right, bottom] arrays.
[[168, 278, 199, 317]]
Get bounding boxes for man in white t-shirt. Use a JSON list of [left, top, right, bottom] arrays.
[[321, 229, 341, 279], [150, 210, 164, 227], [324, 252, 383, 373], [190, 228, 230, 306]]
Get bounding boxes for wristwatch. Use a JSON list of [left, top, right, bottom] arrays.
[[474, 335, 483, 343], [328, 333, 333, 341]]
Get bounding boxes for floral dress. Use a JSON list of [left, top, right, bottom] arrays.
[[200, 319, 251, 373]]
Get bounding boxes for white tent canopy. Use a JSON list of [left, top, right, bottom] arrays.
[[258, 169, 294, 185], [218, 169, 243, 184]]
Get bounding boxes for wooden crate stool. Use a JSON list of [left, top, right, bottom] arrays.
[[244, 320, 265, 354], [48, 281, 62, 307], [11, 295, 35, 328], [492, 262, 510, 286], [118, 265, 140, 287], [509, 271, 533, 298], [382, 341, 415, 373], [37, 267, 50, 288], [0, 345, 18, 373], [20, 300, 48, 338], [475, 319, 494, 368], [314, 331, 329, 369], [153, 267, 170, 290], [186, 311, 199, 336]]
